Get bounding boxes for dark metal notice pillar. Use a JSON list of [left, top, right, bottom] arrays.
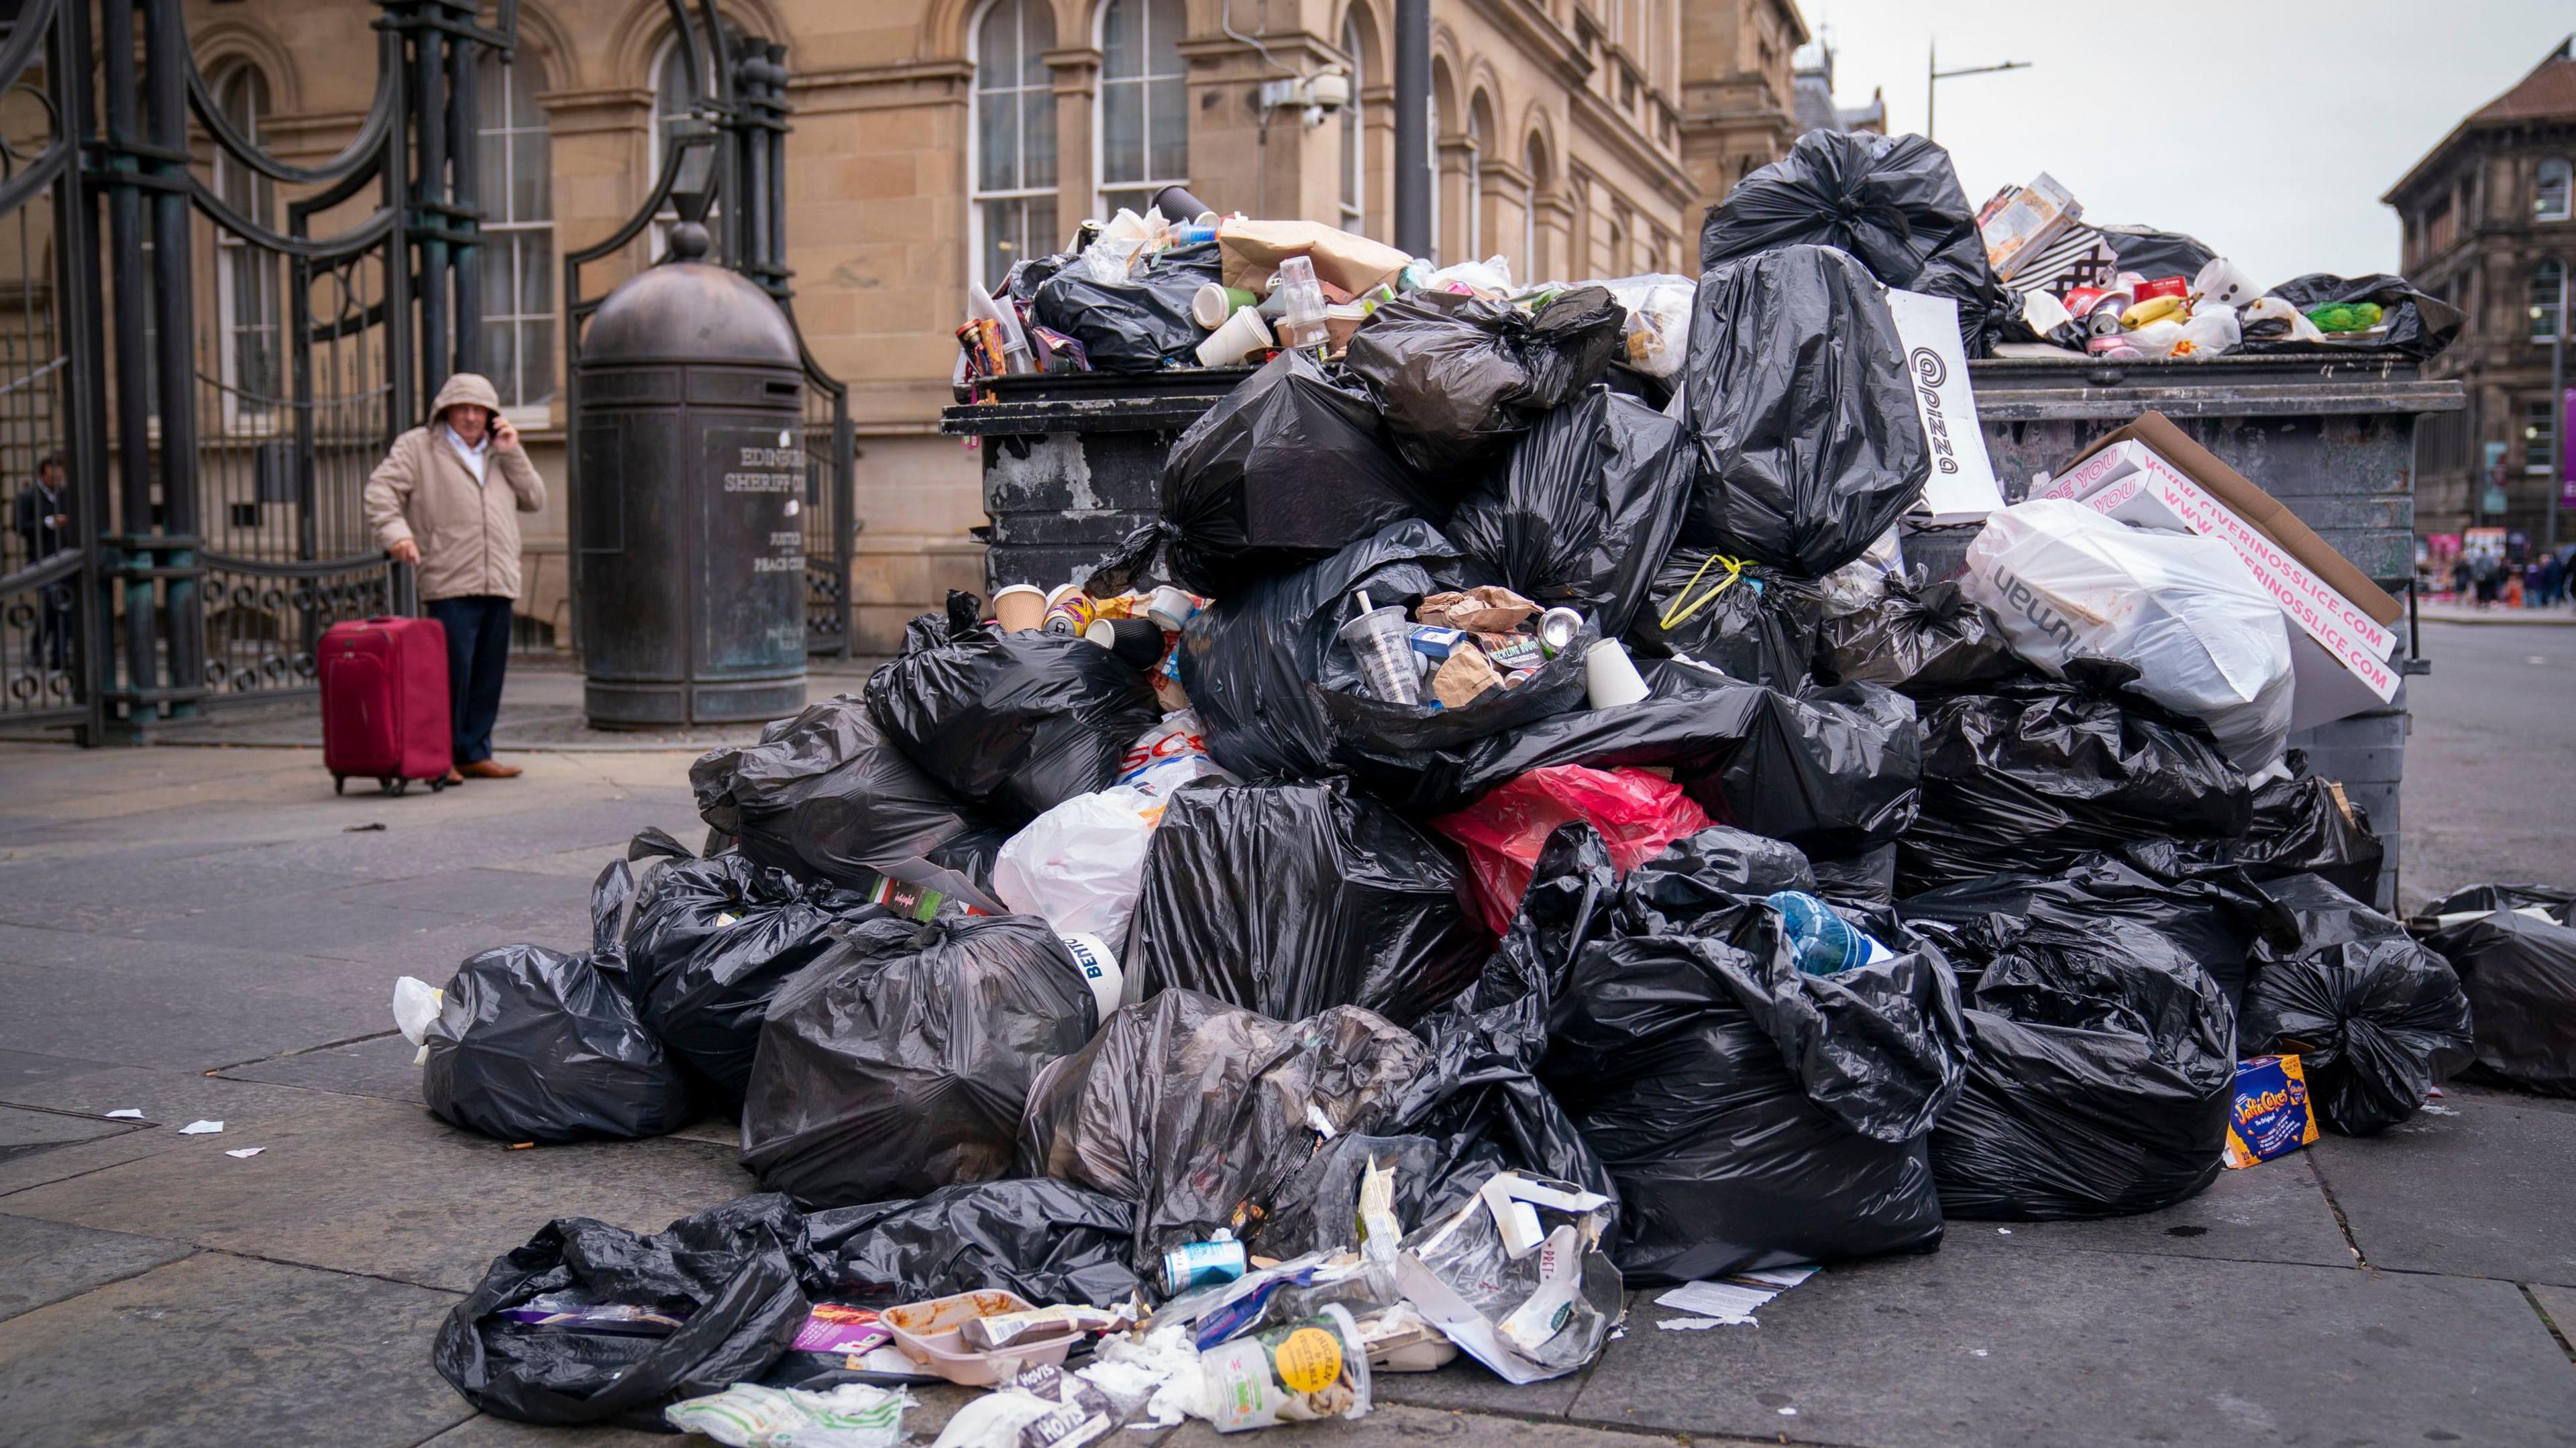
[[144, 0, 203, 709], [1393, 0, 1430, 260]]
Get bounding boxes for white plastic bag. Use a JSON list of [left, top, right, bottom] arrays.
[[2171, 304, 2240, 359], [1587, 273, 1696, 378], [992, 786, 1164, 944], [1115, 711, 1237, 799], [665, 1382, 910, 1448], [1964, 498, 2295, 770], [1420, 254, 1513, 298]]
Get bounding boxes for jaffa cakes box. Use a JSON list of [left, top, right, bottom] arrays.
[[2224, 1055, 2321, 1169]]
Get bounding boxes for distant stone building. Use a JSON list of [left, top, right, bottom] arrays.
[[182, 0, 1872, 651], [1791, 42, 1882, 140], [2384, 38, 2576, 542]]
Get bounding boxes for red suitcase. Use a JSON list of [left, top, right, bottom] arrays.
[[319, 615, 453, 795]]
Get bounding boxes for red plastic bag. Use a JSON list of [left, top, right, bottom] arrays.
[[1433, 765, 1714, 936]]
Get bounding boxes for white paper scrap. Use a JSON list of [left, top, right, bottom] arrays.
[[1652, 1266, 1819, 1326], [1656, 1317, 1727, 1332], [224, 1148, 264, 1159], [104, 1109, 144, 1119], [178, 1120, 224, 1135]]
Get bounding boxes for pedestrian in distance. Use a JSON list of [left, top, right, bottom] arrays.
[[362, 373, 544, 783], [11, 453, 72, 671], [2472, 550, 2501, 610], [2449, 555, 2472, 604]]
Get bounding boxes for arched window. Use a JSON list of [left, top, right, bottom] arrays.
[[2538, 158, 2572, 223], [972, 0, 1058, 291], [211, 64, 278, 418], [1466, 93, 1492, 264], [1097, 0, 1186, 217], [2534, 259, 2565, 342], [1523, 135, 1549, 280], [1337, 9, 1365, 235], [478, 50, 553, 410], [649, 36, 722, 260]]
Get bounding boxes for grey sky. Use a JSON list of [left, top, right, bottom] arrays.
[[1801, 0, 2573, 288]]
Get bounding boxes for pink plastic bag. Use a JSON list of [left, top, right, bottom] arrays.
[[1432, 765, 1713, 936]]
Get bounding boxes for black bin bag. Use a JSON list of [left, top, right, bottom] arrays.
[[804, 1180, 1142, 1308], [1028, 241, 1222, 372], [1016, 989, 1430, 1270], [433, 1194, 814, 1429], [423, 944, 692, 1144], [2242, 931, 2473, 1136], [1444, 385, 1691, 638], [2418, 887, 2576, 1099], [1358, 659, 1921, 858], [2241, 273, 2463, 361], [1624, 552, 1823, 692], [1813, 576, 2020, 697], [1697, 129, 2009, 355], [1354, 824, 1627, 1241], [1679, 244, 1931, 575], [1342, 285, 1626, 476], [1179, 518, 1459, 781], [1898, 663, 2253, 896], [1133, 348, 1444, 599], [741, 915, 1100, 1208], [1126, 779, 1489, 1028], [625, 852, 883, 1101], [690, 694, 1002, 893], [1544, 895, 1968, 1282], [866, 626, 1159, 827], [1900, 853, 2293, 1017], [2124, 752, 2385, 907], [1929, 916, 2236, 1221]]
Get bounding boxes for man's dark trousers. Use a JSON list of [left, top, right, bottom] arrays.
[[426, 595, 512, 765]]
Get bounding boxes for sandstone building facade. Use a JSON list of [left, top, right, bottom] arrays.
[[182, 0, 1825, 652]]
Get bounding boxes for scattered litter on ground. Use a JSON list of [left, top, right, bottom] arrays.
[[223, 1147, 264, 1158], [103, 1108, 143, 1119], [177, 1120, 222, 1135]]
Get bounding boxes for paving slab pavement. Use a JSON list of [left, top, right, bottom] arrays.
[[0, 733, 2568, 1448]]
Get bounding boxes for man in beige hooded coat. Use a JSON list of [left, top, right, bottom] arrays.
[[362, 373, 545, 781]]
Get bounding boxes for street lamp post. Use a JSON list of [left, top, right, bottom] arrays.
[[1926, 40, 2030, 142], [2552, 269, 2566, 558]]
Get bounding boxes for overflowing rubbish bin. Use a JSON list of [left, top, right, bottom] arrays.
[[405, 127, 2565, 1447]]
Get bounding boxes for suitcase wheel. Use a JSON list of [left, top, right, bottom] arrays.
[[427, 775, 447, 793], [380, 777, 405, 797], [333, 775, 345, 796]]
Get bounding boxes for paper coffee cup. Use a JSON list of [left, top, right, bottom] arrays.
[[992, 583, 1046, 632], [1145, 585, 1198, 632], [1191, 282, 1233, 329], [1584, 638, 1651, 709], [1195, 304, 1273, 367]]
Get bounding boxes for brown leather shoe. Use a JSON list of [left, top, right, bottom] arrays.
[[439, 767, 465, 786], [458, 759, 523, 779]]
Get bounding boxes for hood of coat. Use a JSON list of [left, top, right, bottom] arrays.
[[430, 372, 502, 427]]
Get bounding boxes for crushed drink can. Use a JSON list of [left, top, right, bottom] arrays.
[[1538, 608, 1585, 655], [1163, 1236, 1248, 1295], [1044, 594, 1098, 637]]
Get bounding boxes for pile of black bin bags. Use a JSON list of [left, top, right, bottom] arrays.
[[418, 140, 2534, 1421]]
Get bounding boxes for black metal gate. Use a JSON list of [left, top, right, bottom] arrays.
[[562, 0, 855, 661], [0, 0, 848, 746]]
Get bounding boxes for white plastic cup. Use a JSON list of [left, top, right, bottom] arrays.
[[1584, 638, 1650, 708], [2192, 257, 2262, 310], [1195, 304, 1274, 367], [1336, 594, 1422, 706]]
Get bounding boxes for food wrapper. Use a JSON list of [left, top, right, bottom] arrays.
[[1196, 1303, 1373, 1433], [1392, 1171, 1621, 1385], [1417, 586, 1540, 634], [1431, 645, 1503, 708]]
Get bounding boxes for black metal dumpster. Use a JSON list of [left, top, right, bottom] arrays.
[[938, 353, 2465, 910], [574, 262, 810, 727]]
